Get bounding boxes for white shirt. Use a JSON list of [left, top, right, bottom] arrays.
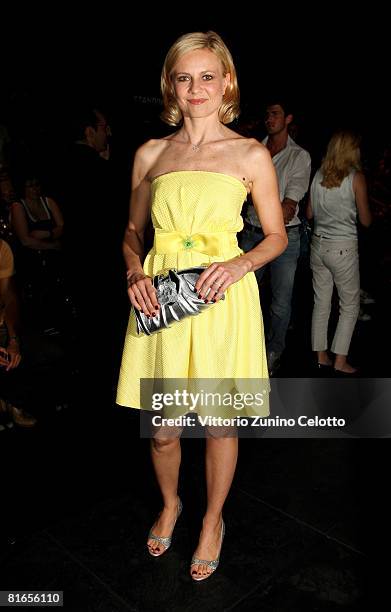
[[245, 135, 311, 228]]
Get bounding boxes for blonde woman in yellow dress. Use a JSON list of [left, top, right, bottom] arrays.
[[116, 31, 287, 581]]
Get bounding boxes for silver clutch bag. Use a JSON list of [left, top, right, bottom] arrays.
[[135, 266, 225, 335]]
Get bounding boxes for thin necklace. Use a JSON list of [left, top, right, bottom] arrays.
[[191, 141, 202, 152], [171, 136, 209, 152]]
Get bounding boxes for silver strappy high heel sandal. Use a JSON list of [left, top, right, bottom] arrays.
[[147, 497, 183, 557], [190, 519, 225, 581]]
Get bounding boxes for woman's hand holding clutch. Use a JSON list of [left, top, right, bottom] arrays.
[[194, 257, 251, 303], [127, 271, 160, 318]]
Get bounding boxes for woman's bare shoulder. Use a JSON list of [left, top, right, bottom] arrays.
[[242, 137, 268, 154], [228, 132, 267, 153], [133, 138, 171, 177], [235, 137, 271, 169], [353, 170, 368, 190], [135, 138, 169, 159], [46, 196, 58, 207], [353, 170, 366, 181]]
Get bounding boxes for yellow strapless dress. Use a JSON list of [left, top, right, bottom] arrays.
[[116, 171, 270, 418]]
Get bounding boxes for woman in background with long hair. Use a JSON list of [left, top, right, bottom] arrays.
[[307, 130, 372, 374]]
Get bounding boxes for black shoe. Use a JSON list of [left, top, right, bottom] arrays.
[[314, 363, 333, 377], [316, 363, 333, 370]]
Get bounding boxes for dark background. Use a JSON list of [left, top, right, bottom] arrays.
[[2, 11, 390, 171]]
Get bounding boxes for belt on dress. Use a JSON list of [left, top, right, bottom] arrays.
[[153, 230, 239, 256]]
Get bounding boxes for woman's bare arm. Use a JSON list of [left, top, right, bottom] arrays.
[[123, 143, 160, 316], [47, 197, 65, 239], [354, 172, 372, 227], [241, 142, 288, 273], [195, 142, 288, 302]]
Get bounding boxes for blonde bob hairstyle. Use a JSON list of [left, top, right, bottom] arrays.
[[160, 31, 240, 127], [321, 130, 362, 188]]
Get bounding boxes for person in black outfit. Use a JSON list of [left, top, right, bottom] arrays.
[[10, 177, 65, 331], [63, 108, 122, 410]]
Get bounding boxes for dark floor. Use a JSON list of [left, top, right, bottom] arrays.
[[0, 252, 389, 610], [0, 410, 371, 611]]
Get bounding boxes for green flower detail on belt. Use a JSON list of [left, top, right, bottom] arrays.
[[183, 236, 195, 249]]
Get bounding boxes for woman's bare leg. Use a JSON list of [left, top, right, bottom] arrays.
[[147, 426, 182, 554], [191, 432, 238, 578]]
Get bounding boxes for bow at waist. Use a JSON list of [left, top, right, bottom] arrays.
[[153, 230, 239, 256]]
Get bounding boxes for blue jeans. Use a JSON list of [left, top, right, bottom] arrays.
[[240, 226, 301, 357]]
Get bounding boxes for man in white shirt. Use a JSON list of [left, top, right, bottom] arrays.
[[240, 99, 311, 374]]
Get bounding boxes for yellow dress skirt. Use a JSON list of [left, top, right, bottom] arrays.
[[116, 171, 270, 420]]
